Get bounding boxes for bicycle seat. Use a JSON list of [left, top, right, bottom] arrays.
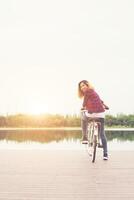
[[88, 118, 100, 122]]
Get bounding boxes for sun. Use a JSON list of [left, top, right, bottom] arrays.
[[24, 102, 50, 115], [20, 98, 70, 115]]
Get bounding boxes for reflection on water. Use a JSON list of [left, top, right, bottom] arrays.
[[0, 130, 134, 150], [107, 131, 134, 141]]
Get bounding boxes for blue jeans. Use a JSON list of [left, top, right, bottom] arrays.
[[81, 112, 108, 155]]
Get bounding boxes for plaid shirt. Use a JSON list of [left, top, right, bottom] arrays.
[[83, 89, 105, 113]]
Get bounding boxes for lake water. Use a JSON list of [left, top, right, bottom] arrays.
[[0, 129, 134, 151]]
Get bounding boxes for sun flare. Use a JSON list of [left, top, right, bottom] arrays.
[[24, 102, 50, 115]]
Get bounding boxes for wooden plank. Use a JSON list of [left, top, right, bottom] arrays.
[[0, 150, 134, 200]]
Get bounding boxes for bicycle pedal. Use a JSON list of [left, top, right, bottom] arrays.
[[89, 142, 93, 146], [89, 152, 92, 156]]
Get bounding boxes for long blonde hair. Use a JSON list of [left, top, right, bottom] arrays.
[[78, 80, 94, 98]]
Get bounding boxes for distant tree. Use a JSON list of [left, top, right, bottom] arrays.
[[0, 113, 133, 127]]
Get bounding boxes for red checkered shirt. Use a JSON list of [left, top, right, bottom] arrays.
[[83, 89, 105, 113]]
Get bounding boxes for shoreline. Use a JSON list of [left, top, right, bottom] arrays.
[[0, 127, 134, 131]]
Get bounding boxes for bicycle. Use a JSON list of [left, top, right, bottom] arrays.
[[81, 110, 103, 163]]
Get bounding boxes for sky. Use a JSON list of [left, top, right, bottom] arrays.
[[0, 0, 134, 116]]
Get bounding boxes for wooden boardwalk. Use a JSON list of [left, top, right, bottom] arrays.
[[0, 149, 134, 200]]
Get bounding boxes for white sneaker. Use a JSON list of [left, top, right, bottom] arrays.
[[82, 140, 88, 144], [81, 137, 88, 144], [103, 153, 108, 160]]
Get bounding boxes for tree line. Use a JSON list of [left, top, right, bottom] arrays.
[[0, 113, 134, 127]]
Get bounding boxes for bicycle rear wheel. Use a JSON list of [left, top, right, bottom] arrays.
[[92, 135, 97, 163]]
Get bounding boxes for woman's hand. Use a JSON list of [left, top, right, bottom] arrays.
[[81, 107, 86, 110], [103, 104, 109, 110]]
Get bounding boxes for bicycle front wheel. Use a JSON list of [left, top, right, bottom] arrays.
[[92, 135, 97, 163]]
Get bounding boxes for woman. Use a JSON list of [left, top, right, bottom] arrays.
[[78, 80, 109, 160]]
